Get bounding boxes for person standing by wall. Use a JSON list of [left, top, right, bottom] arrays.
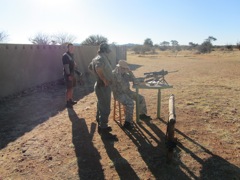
[[62, 43, 77, 109], [90, 43, 117, 141]]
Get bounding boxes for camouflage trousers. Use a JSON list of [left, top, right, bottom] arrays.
[[116, 90, 147, 122], [94, 83, 111, 128]]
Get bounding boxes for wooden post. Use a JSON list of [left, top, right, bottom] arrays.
[[136, 87, 139, 122], [157, 89, 161, 119], [118, 101, 122, 125], [166, 94, 177, 162]]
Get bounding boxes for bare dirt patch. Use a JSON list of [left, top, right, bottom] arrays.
[[0, 50, 240, 179]]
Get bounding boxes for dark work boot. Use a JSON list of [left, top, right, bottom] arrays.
[[98, 126, 112, 134], [139, 114, 152, 120], [98, 126, 118, 141], [123, 121, 134, 130], [66, 101, 73, 109], [100, 128, 118, 141], [69, 99, 77, 105]]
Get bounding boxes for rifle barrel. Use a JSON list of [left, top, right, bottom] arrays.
[[144, 70, 178, 75]]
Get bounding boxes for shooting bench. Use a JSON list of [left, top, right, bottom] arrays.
[[133, 82, 173, 122]]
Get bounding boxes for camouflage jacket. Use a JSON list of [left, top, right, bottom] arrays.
[[91, 53, 113, 84], [112, 67, 135, 98]]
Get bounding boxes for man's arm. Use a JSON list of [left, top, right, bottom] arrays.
[[128, 70, 136, 79], [63, 64, 70, 75], [96, 67, 110, 86]]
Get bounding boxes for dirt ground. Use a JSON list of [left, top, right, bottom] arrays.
[[0, 50, 240, 179]]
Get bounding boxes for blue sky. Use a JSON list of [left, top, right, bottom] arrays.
[[1, 0, 240, 45]]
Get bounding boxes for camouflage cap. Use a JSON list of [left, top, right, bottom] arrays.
[[117, 60, 129, 69]]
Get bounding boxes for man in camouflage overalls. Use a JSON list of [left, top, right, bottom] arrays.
[[112, 60, 151, 130], [90, 43, 117, 141]]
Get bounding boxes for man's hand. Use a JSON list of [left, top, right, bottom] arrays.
[[133, 78, 140, 85], [103, 79, 109, 86], [96, 67, 111, 86], [103, 79, 112, 86]]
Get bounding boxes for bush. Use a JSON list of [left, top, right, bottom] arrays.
[[225, 45, 233, 51], [198, 41, 212, 53], [132, 45, 154, 54], [236, 42, 240, 50], [159, 46, 169, 51], [132, 45, 142, 54]]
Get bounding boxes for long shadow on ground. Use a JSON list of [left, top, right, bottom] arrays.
[[128, 63, 142, 71], [68, 109, 104, 180], [159, 118, 240, 179], [117, 119, 190, 179], [101, 135, 140, 179], [0, 82, 94, 150]]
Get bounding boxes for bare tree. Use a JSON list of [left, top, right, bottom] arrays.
[[29, 33, 51, 45], [52, 33, 76, 45], [81, 35, 108, 45], [0, 31, 9, 42]]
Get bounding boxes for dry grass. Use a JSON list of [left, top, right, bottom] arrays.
[[0, 49, 240, 179]]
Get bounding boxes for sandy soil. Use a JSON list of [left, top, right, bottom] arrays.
[[0, 50, 240, 179]]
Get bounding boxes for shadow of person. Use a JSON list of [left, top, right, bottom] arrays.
[[0, 81, 94, 150], [128, 63, 142, 71], [200, 155, 240, 179], [73, 82, 94, 102], [170, 123, 240, 180], [101, 136, 140, 180], [0, 83, 67, 150], [118, 121, 190, 179], [68, 109, 104, 179]]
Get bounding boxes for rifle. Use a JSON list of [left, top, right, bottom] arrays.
[[144, 69, 178, 77], [144, 69, 178, 85], [137, 69, 178, 86]]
